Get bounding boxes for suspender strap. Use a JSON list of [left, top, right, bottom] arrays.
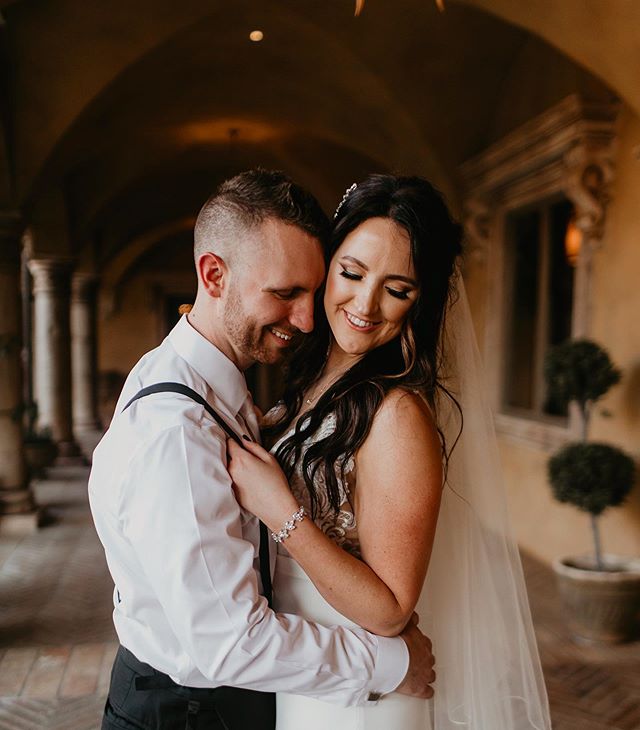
[[122, 381, 273, 607], [123, 382, 243, 445]]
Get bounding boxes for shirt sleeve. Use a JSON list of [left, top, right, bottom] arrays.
[[122, 420, 409, 706]]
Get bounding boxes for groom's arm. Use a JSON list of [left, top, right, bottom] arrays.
[[122, 419, 409, 706]]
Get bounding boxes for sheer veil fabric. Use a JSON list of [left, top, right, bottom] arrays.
[[420, 276, 552, 729]]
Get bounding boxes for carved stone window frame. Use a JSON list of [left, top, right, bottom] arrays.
[[460, 94, 618, 450]]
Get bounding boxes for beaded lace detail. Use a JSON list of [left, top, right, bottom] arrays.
[[267, 406, 361, 559]]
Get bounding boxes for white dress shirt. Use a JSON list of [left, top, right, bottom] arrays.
[[88, 315, 409, 706]]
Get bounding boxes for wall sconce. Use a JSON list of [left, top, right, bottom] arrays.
[[564, 217, 582, 267]]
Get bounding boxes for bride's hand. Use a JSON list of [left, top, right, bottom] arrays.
[[227, 439, 299, 530]]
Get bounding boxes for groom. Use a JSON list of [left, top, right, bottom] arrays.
[[89, 169, 436, 730]]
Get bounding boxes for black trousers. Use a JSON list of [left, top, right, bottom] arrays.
[[102, 646, 276, 730]]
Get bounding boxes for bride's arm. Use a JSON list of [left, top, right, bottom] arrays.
[[228, 390, 442, 637]]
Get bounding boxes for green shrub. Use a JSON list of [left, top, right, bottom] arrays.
[[548, 443, 635, 516], [544, 340, 621, 409]]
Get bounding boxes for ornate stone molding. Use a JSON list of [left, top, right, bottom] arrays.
[[460, 94, 619, 241], [563, 141, 615, 247], [458, 95, 619, 448]]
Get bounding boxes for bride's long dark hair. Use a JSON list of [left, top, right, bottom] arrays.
[[263, 174, 463, 517]]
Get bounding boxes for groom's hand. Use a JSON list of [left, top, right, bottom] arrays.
[[395, 613, 436, 699]]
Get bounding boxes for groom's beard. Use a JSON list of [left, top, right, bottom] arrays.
[[223, 287, 286, 365]]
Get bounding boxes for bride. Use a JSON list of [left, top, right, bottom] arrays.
[[228, 175, 552, 730]]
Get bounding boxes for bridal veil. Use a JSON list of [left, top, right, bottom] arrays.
[[418, 275, 552, 729]]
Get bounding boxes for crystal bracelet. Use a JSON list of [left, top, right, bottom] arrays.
[[271, 506, 306, 543]]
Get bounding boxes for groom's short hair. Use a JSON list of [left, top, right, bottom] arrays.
[[194, 169, 329, 263]]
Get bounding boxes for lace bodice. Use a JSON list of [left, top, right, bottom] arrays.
[[266, 405, 361, 559]]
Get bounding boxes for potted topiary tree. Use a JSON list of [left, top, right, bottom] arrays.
[[545, 340, 639, 643]]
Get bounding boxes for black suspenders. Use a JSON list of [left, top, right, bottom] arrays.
[[123, 382, 273, 607]]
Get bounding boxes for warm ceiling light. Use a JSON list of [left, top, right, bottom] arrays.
[[249, 30, 264, 42], [175, 118, 283, 145]]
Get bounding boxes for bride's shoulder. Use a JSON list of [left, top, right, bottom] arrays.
[[355, 387, 443, 493], [378, 387, 435, 427], [361, 388, 440, 457]]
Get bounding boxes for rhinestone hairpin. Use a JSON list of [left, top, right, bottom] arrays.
[[334, 182, 357, 219]]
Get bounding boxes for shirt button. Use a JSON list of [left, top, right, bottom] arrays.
[[367, 692, 382, 702]]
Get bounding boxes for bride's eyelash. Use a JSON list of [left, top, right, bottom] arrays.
[[386, 287, 410, 300], [340, 268, 411, 300]]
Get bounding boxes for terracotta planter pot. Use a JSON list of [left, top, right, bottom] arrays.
[[24, 439, 58, 476], [553, 555, 640, 644]]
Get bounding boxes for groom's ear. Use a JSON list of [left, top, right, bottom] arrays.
[[197, 251, 227, 298]]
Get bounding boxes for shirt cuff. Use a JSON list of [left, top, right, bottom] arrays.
[[365, 635, 409, 704]]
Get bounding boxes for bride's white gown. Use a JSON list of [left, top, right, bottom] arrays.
[[269, 411, 432, 730]]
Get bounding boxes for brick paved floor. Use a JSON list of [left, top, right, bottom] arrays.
[[1, 464, 639, 729]]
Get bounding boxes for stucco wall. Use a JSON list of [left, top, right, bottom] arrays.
[[490, 108, 640, 564], [588, 108, 640, 551]]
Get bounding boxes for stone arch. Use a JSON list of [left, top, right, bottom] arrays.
[[459, 0, 640, 115]]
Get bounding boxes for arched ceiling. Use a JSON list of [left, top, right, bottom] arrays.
[[79, 138, 384, 269], [460, 0, 640, 117], [0, 0, 628, 270], [18, 1, 527, 200]]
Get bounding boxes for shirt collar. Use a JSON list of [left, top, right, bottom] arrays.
[[168, 315, 249, 416]]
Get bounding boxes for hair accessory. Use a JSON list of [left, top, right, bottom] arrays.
[[334, 183, 357, 219], [271, 506, 306, 543]]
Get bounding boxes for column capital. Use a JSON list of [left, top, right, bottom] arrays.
[[71, 271, 99, 303], [28, 256, 75, 295]]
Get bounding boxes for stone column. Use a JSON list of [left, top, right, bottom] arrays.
[[0, 213, 39, 533], [28, 257, 83, 461], [71, 272, 101, 432]]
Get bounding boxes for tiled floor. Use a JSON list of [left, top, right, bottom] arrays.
[[1, 464, 639, 729]]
